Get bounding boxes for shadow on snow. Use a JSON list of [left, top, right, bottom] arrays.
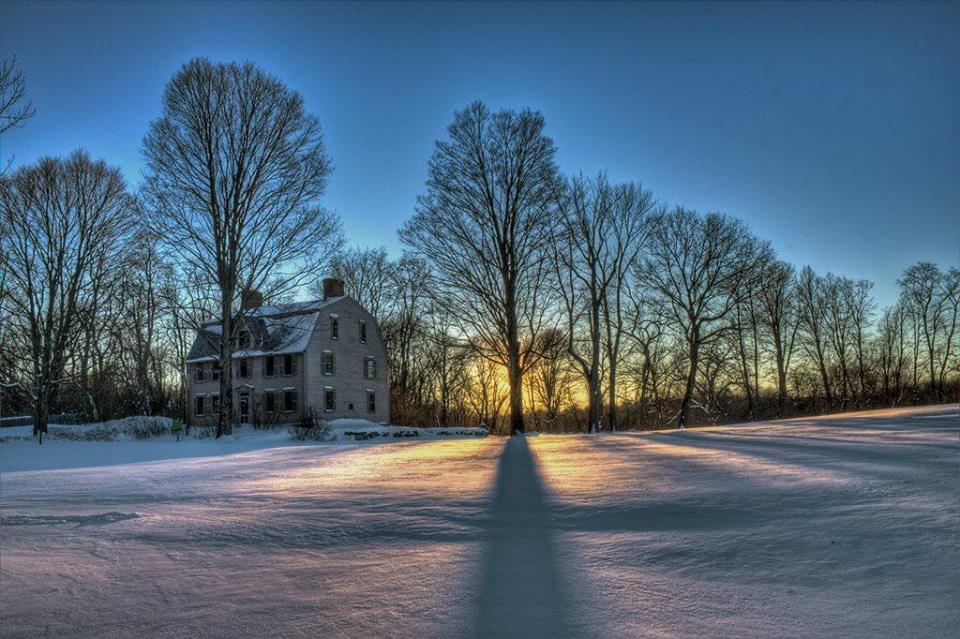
[[471, 436, 578, 639]]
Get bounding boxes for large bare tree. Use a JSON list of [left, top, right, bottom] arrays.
[[0, 151, 134, 440], [400, 101, 560, 434], [637, 208, 765, 428], [142, 58, 342, 437], [553, 174, 653, 432]]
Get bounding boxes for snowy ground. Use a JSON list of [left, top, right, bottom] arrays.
[[0, 419, 487, 473], [1, 405, 957, 638]]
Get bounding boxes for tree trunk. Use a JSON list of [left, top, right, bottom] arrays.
[[773, 330, 787, 418], [218, 296, 234, 438], [816, 343, 833, 406], [678, 336, 699, 429], [607, 363, 618, 432], [587, 371, 601, 434], [33, 388, 49, 444], [507, 355, 524, 435]]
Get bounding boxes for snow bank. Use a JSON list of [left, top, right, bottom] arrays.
[[1, 417, 487, 473], [325, 418, 487, 442], [0, 415, 174, 442], [0, 425, 295, 473]]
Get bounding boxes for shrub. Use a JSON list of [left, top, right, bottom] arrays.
[[46, 416, 173, 441], [289, 410, 332, 442]]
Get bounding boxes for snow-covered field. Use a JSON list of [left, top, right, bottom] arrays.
[[0, 418, 487, 473], [1, 405, 957, 638]]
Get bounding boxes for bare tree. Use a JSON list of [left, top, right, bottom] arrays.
[[822, 274, 858, 407], [552, 174, 614, 432], [381, 257, 432, 420], [552, 174, 652, 432], [795, 266, 834, 406], [142, 58, 342, 437], [876, 302, 908, 405], [758, 260, 798, 417], [400, 101, 560, 434], [846, 278, 876, 406], [730, 252, 769, 420], [0, 57, 34, 136], [600, 182, 653, 431], [116, 231, 173, 416], [527, 327, 574, 430], [424, 307, 470, 427], [468, 354, 509, 432], [1, 151, 134, 441], [898, 263, 960, 401], [624, 293, 670, 427], [312, 246, 395, 321], [636, 208, 764, 428]]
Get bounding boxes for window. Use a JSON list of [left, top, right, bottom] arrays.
[[238, 359, 250, 379], [283, 389, 297, 413], [264, 391, 276, 414], [210, 394, 220, 414], [363, 357, 377, 380], [359, 320, 367, 344], [194, 395, 205, 416], [238, 331, 251, 349], [323, 351, 335, 376], [264, 356, 275, 377], [330, 314, 339, 340], [324, 387, 336, 412], [194, 363, 206, 382], [212, 361, 221, 381], [283, 354, 295, 375], [367, 390, 376, 414]]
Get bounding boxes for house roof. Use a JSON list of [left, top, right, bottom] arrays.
[[186, 297, 345, 363]]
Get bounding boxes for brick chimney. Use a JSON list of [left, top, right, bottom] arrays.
[[322, 277, 345, 300]]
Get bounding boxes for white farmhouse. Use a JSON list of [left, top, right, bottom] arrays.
[[185, 278, 389, 426]]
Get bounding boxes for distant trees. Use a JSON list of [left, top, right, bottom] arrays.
[[317, 247, 395, 321], [2, 84, 957, 437], [795, 266, 835, 405], [400, 101, 561, 434], [0, 151, 134, 439], [757, 260, 798, 417], [898, 263, 960, 402], [142, 58, 342, 437]]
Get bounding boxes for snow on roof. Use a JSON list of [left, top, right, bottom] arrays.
[[225, 297, 343, 322], [186, 305, 329, 363]]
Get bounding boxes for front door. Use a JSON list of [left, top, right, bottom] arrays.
[[238, 392, 250, 423]]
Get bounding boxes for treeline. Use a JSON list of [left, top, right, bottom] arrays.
[[1, 58, 957, 437]]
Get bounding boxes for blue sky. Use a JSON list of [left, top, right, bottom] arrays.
[[2, 1, 957, 305]]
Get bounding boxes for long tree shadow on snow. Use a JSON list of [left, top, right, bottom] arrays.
[[471, 436, 577, 639]]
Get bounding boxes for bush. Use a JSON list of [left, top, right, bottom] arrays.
[[289, 410, 332, 442], [190, 425, 216, 439], [50, 416, 173, 441]]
